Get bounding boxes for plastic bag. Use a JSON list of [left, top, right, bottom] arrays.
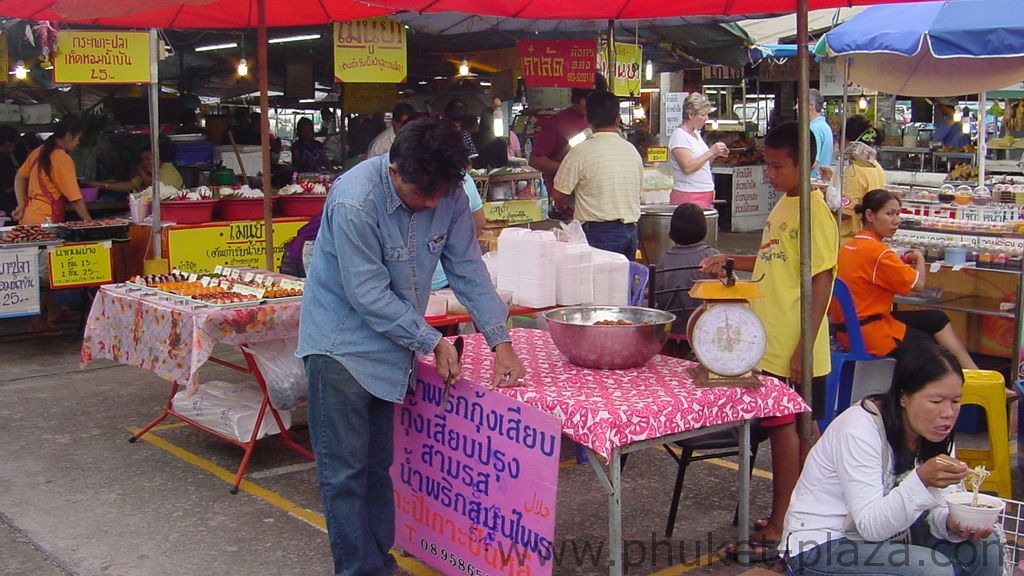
[[825, 178, 843, 212], [556, 219, 588, 244], [243, 337, 307, 410]]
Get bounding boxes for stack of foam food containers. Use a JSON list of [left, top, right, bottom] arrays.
[[590, 248, 629, 306], [555, 242, 593, 305], [496, 228, 529, 299], [516, 230, 558, 307]]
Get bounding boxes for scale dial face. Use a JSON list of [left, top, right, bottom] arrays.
[[690, 303, 766, 377]]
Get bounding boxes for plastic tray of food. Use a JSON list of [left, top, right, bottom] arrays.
[[55, 219, 131, 242], [0, 225, 63, 248]]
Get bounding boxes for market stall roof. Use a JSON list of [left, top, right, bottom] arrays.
[[814, 0, 1024, 96], [0, 0, 392, 28], [358, 0, 926, 19], [735, 6, 865, 45]]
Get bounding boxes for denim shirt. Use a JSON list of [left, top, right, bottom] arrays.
[[296, 155, 510, 403]]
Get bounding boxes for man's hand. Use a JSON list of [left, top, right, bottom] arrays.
[[491, 342, 526, 388], [699, 254, 731, 276], [788, 347, 804, 386], [434, 338, 461, 384]]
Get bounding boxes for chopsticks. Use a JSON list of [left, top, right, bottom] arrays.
[[935, 455, 962, 467]]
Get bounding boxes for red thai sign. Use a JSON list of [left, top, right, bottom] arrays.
[[517, 39, 597, 88]]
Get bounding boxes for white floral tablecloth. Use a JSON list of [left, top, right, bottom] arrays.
[[446, 329, 809, 461], [81, 284, 301, 395]]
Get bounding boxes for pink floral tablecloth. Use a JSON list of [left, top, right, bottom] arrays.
[[80, 285, 301, 395], [447, 329, 810, 461]]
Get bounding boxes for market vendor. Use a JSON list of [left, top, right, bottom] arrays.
[[85, 143, 184, 195], [529, 88, 591, 220], [291, 117, 328, 173], [13, 114, 91, 225], [296, 116, 525, 576], [932, 97, 971, 149]]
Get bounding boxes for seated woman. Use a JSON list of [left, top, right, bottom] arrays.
[[653, 203, 718, 338], [86, 142, 183, 196], [291, 117, 328, 173], [833, 188, 977, 369], [782, 343, 1002, 576]]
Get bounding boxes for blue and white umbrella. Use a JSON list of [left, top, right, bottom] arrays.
[[816, 0, 1024, 96]]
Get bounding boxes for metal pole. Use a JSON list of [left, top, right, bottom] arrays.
[[797, 0, 815, 444], [259, 0, 274, 271], [148, 28, 162, 260], [607, 19, 615, 90], [979, 92, 987, 184]]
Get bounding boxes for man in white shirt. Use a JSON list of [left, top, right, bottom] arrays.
[[367, 102, 417, 158]]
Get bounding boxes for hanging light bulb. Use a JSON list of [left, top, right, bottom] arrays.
[[644, 59, 653, 81], [858, 96, 868, 110], [237, 57, 248, 76], [14, 60, 27, 80], [492, 100, 505, 137], [458, 59, 469, 76], [953, 108, 963, 122]]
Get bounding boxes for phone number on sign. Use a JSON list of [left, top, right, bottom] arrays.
[[421, 538, 484, 576]]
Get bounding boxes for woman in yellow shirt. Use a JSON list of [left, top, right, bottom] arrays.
[[13, 115, 92, 225]]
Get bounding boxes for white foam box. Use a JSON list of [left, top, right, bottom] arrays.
[[20, 104, 52, 125], [0, 104, 21, 123], [171, 379, 291, 442]]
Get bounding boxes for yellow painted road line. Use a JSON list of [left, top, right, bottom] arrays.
[[647, 551, 725, 576], [128, 427, 439, 574], [148, 422, 191, 433]]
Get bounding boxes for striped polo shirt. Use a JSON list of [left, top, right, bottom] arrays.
[[553, 132, 644, 224]]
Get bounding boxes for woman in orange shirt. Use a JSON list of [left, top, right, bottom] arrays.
[[12, 115, 91, 225], [833, 189, 976, 368]]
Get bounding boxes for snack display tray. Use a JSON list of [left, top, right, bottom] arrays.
[[0, 239, 63, 249], [55, 224, 130, 242]]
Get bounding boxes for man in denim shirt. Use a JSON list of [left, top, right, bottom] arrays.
[[297, 117, 526, 576]]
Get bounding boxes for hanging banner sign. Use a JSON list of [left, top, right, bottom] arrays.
[[0, 247, 41, 318], [54, 31, 151, 84], [0, 32, 8, 85], [333, 17, 407, 83], [702, 65, 744, 81], [612, 43, 642, 97], [483, 199, 546, 224], [48, 241, 113, 288], [392, 366, 561, 576], [517, 39, 597, 89], [167, 219, 306, 273]]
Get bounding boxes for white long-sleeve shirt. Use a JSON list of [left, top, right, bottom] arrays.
[[782, 401, 963, 556]]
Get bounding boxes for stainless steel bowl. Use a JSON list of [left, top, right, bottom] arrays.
[[542, 306, 675, 369]]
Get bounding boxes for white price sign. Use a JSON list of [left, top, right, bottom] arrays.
[[0, 247, 41, 318]]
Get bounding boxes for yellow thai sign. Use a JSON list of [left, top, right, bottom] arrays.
[[483, 199, 545, 224], [54, 31, 151, 84], [0, 32, 8, 84], [333, 18, 407, 83], [646, 147, 669, 163], [612, 43, 642, 97], [167, 219, 307, 273], [48, 242, 113, 288]]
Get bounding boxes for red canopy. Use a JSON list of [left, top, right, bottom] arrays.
[[0, 0, 392, 28], [360, 0, 926, 19]]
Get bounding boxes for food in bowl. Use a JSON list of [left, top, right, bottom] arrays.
[[543, 306, 674, 369], [946, 491, 1004, 528]]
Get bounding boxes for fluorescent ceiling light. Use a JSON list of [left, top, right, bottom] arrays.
[[195, 42, 237, 52], [269, 34, 321, 44], [299, 98, 316, 103], [479, 80, 491, 86]]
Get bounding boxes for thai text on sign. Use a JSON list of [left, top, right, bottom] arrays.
[[483, 199, 545, 224], [333, 17, 407, 83], [167, 219, 306, 273], [48, 241, 113, 288], [612, 43, 641, 97], [54, 31, 151, 84], [0, 247, 40, 318], [517, 39, 596, 89], [392, 366, 561, 576]]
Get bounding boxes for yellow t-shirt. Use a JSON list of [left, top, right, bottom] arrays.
[[750, 189, 839, 377], [837, 158, 886, 244], [15, 146, 81, 225], [130, 163, 184, 191]]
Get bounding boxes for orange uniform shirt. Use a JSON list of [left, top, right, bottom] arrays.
[[16, 146, 82, 225], [832, 231, 919, 356]]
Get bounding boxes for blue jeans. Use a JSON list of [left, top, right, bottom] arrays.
[[581, 221, 638, 261], [305, 354, 398, 576], [789, 534, 1003, 576]]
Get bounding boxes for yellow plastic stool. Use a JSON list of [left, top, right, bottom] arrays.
[[956, 369, 1013, 498]]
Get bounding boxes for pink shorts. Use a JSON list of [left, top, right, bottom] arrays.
[[670, 190, 714, 208]]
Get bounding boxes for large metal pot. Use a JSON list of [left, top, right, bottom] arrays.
[[543, 306, 675, 369], [638, 204, 718, 264]]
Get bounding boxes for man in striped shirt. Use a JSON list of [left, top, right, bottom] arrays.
[[552, 90, 644, 261]]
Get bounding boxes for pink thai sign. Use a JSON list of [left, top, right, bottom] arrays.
[[392, 364, 561, 576]]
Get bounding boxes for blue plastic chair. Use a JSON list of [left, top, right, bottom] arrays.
[[628, 261, 650, 307], [821, 277, 888, 429]]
